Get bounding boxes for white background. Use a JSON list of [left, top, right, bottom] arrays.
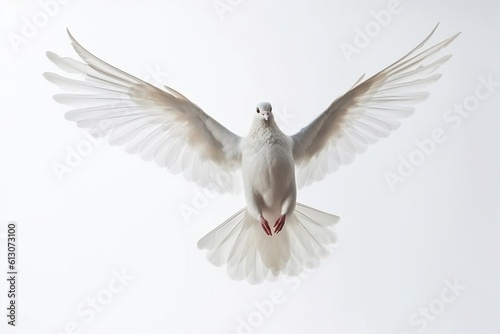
[[1, 0, 499, 333]]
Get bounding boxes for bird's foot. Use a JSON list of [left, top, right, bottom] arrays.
[[259, 214, 272, 236], [274, 214, 286, 234]]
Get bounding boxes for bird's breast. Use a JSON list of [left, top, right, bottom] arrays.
[[242, 141, 295, 209]]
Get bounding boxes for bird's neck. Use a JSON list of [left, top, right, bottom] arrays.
[[248, 119, 285, 144]]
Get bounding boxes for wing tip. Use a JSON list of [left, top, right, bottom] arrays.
[[448, 31, 462, 44], [66, 28, 76, 43], [46, 50, 60, 64], [42, 72, 54, 82], [52, 94, 73, 105], [430, 22, 440, 36]]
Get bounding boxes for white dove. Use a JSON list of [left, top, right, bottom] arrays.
[[45, 24, 459, 283]]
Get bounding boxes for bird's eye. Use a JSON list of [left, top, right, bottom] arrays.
[[269, 107, 272, 112], [256, 108, 260, 113]]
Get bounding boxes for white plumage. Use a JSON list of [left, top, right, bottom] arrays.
[[44, 25, 459, 283]]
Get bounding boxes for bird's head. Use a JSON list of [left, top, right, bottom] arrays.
[[255, 102, 274, 123]]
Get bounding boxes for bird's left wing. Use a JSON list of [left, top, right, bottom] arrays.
[[45, 30, 242, 193], [291, 25, 459, 188]]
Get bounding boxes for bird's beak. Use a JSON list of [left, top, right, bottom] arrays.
[[263, 114, 269, 121]]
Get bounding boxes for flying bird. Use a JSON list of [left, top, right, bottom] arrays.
[[44, 25, 459, 284]]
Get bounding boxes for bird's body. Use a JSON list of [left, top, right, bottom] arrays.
[[241, 109, 296, 228], [45, 24, 459, 283]]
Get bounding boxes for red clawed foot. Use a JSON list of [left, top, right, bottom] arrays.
[[259, 215, 272, 236], [274, 214, 286, 234]]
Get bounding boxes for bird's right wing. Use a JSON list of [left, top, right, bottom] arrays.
[[291, 24, 459, 188], [45, 30, 242, 193]]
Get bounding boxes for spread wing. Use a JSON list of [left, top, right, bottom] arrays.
[[291, 24, 460, 188], [45, 30, 242, 193]]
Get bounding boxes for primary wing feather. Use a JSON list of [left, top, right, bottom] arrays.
[[45, 30, 242, 193], [292, 24, 459, 187]]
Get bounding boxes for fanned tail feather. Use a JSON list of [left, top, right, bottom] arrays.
[[197, 203, 339, 284]]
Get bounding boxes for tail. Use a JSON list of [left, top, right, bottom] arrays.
[[197, 203, 340, 284]]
